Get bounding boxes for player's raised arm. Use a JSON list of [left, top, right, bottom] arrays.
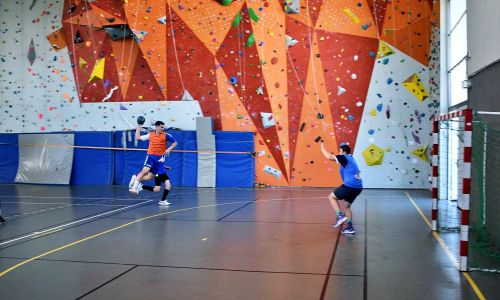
[[320, 142, 337, 161]]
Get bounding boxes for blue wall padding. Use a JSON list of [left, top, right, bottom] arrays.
[[182, 139, 198, 187], [0, 134, 19, 183], [0, 130, 254, 187], [114, 130, 146, 186], [70, 132, 114, 185], [215, 132, 254, 188], [113, 130, 152, 186], [113, 131, 126, 185], [164, 131, 185, 186]]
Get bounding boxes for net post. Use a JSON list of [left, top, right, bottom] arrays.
[[432, 118, 439, 231], [459, 108, 473, 271]]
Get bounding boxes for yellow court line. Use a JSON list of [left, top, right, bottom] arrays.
[[0, 196, 314, 278], [405, 192, 487, 300], [0, 200, 252, 278], [405, 192, 458, 268], [463, 273, 487, 300]]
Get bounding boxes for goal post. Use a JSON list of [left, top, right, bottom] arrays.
[[432, 108, 472, 271], [433, 108, 500, 273]]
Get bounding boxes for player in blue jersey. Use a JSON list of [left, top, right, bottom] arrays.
[[320, 142, 363, 234]]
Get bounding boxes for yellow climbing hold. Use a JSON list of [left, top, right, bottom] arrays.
[[411, 144, 428, 162], [377, 40, 395, 59], [88, 58, 105, 82], [403, 73, 429, 102], [362, 144, 385, 166]]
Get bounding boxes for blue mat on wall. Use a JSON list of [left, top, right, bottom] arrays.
[[179, 131, 255, 188], [0, 130, 254, 187], [70, 132, 114, 185], [181, 136, 198, 187], [215, 131, 254, 188], [0, 134, 19, 183]]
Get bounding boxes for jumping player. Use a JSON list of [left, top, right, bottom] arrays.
[[320, 142, 363, 234], [129, 120, 177, 206]]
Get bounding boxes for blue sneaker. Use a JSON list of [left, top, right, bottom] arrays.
[[341, 225, 356, 234], [334, 213, 347, 227]]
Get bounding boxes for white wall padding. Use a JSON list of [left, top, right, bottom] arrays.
[[196, 117, 216, 187], [15, 134, 75, 184]]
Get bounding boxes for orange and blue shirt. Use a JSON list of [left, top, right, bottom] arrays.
[[141, 132, 176, 156]]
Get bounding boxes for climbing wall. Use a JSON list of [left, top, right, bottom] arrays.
[[0, 0, 440, 188]]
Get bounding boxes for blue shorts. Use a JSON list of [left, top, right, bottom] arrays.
[[143, 154, 166, 175]]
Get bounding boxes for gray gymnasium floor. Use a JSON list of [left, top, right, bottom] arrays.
[[0, 184, 498, 299]]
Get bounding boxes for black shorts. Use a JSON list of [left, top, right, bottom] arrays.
[[333, 184, 362, 204], [154, 173, 170, 186]]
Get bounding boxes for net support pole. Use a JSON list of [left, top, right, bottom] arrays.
[[431, 119, 439, 231], [482, 127, 487, 226], [460, 108, 473, 271]]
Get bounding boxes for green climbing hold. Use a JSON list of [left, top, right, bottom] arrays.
[[220, 0, 233, 6], [248, 8, 259, 23], [232, 12, 242, 27], [247, 33, 255, 48]]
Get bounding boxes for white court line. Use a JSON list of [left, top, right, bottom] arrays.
[[0, 195, 149, 201], [0, 202, 132, 207], [1, 202, 74, 205], [0, 199, 155, 246], [4, 205, 71, 219], [0, 195, 408, 206], [3, 203, 134, 220], [0, 194, 410, 246]]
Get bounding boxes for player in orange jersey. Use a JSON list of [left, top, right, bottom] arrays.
[[129, 120, 177, 206]]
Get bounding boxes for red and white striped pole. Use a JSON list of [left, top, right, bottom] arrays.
[[460, 108, 473, 271], [433, 108, 472, 271], [431, 119, 439, 231]]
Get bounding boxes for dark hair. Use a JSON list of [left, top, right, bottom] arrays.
[[155, 121, 165, 127], [340, 144, 351, 154]]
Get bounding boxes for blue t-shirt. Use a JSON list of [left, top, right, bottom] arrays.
[[165, 133, 176, 144], [336, 154, 363, 189]]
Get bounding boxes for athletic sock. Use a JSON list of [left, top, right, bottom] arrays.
[[161, 189, 170, 201], [142, 185, 154, 192], [346, 219, 352, 226], [336, 210, 343, 216]]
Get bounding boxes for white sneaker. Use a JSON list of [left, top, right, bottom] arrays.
[[129, 183, 143, 195], [128, 175, 137, 189], [159, 200, 171, 206], [333, 214, 348, 228]]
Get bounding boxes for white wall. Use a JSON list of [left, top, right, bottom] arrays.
[[467, 0, 500, 75], [0, 1, 201, 133], [354, 28, 440, 189]]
